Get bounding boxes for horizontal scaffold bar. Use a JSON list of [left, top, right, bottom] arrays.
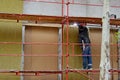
[[0, 69, 119, 74], [0, 70, 63, 74], [0, 13, 120, 25]]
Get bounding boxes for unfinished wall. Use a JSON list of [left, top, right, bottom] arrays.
[[90, 28, 118, 80], [86, 0, 120, 18], [0, 0, 119, 80], [63, 27, 118, 80], [24, 26, 59, 80], [23, 0, 87, 16], [24, 0, 120, 18], [0, 0, 23, 80]]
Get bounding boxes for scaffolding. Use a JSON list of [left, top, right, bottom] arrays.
[[0, 0, 120, 80]]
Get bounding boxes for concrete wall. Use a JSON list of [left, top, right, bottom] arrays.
[[23, 0, 87, 16], [24, 1, 62, 16], [24, 0, 120, 18], [86, 0, 120, 18]]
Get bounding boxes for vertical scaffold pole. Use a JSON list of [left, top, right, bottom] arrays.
[[66, 1, 70, 80], [100, 0, 111, 80], [118, 27, 120, 80], [62, 0, 64, 16], [61, 0, 64, 80]]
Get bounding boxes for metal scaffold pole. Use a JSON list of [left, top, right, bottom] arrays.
[[100, 0, 111, 80], [65, 1, 70, 80], [118, 27, 120, 80]]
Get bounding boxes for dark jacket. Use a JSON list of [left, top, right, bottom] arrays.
[[78, 25, 91, 44]]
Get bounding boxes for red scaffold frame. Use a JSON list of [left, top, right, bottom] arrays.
[[0, 0, 120, 80]]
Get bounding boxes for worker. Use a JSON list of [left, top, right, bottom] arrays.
[[78, 23, 92, 70]]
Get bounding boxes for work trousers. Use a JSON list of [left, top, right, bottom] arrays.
[[79, 36, 92, 69], [82, 45, 92, 69]]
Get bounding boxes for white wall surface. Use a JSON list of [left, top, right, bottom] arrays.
[[24, 0, 120, 18], [23, 1, 62, 16], [23, 0, 87, 16], [86, 0, 120, 18]]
